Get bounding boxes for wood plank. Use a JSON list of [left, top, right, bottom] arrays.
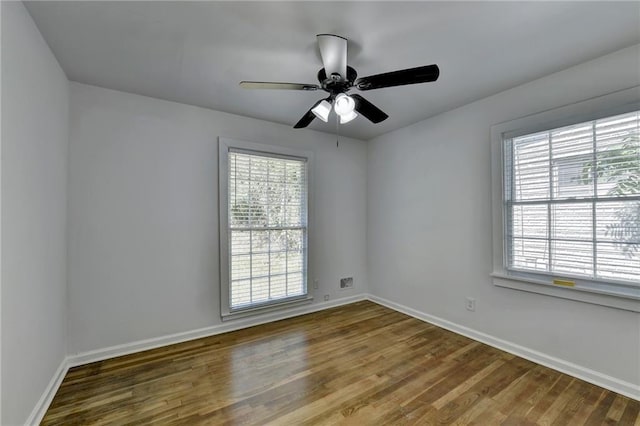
[[41, 301, 639, 425]]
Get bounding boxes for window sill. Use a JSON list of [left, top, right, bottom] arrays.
[[491, 272, 640, 312], [221, 295, 314, 321]]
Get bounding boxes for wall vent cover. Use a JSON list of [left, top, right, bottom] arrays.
[[340, 277, 354, 289]]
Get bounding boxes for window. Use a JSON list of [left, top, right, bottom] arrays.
[[491, 89, 640, 311], [219, 138, 312, 319]]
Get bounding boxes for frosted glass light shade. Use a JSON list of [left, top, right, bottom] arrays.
[[339, 110, 358, 124], [334, 93, 355, 116], [311, 100, 332, 122]]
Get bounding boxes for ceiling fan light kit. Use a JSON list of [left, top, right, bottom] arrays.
[[311, 99, 332, 122], [334, 94, 358, 123], [334, 93, 355, 115], [240, 34, 439, 129], [339, 110, 358, 124]]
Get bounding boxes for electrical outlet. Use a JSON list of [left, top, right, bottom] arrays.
[[340, 277, 354, 290], [324, 294, 330, 301], [313, 279, 319, 289], [465, 297, 476, 312]]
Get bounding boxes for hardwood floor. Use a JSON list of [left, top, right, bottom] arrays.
[[43, 301, 639, 425]]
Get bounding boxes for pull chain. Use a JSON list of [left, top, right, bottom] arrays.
[[336, 115, 340, 147]]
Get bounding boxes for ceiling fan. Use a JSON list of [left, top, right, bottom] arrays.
[[240, 34, 440, 129]]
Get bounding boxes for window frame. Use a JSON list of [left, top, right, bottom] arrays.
[[219, 137, 314, 320], [491, 87, 640, 312]]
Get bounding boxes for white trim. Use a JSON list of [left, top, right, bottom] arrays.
[[492, 86, 640, 140], [24, 357, 70, 426], [218, 137, 314, 319], [27, 292, 639, 422], [67, 294, 363, 367], [492, 273, 640, 312], [221, 295, 314, 321], [367, 294, 640, 401], [28, 295, 365, 423], [490, 87, 640, 309]]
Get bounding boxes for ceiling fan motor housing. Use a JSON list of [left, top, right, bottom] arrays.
[[318, 66, 358, 96], [240, 33, 439, 128]]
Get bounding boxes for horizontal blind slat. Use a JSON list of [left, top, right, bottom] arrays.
[[228, 150, 308, 309], [505, 110, 639, 285]]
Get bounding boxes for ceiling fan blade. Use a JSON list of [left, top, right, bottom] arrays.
[[293, 100, 323, 129], [355, 64, 440, 91], [350, 94, 389, 123], [317, 34, 347, 80], [240, 81, 319, 91]]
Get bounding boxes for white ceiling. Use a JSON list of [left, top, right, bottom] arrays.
[[25, 1, 640, 140]]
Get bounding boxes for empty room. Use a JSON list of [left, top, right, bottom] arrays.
[[2, 1, 639, 424]]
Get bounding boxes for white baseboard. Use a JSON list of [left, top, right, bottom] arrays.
[[366, 294, 640, 401], [68, 294, 366, 368], [27, 291, 638, 424], [25, 356, 70, 426], [27, 294, 365, 424]]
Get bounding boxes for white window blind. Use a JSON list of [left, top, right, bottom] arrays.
[[227, 149, 308, 310], [504, 110, 640, 286]]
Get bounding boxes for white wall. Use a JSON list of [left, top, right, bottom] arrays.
[[3, 5, 637, 419], [68, 82, 368, 354], [367, 45, 640, 387], [1, 2, 69, 425]]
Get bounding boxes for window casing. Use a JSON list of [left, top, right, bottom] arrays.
[[219, 138, 312, 319], [491, 89, 640, 311]]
